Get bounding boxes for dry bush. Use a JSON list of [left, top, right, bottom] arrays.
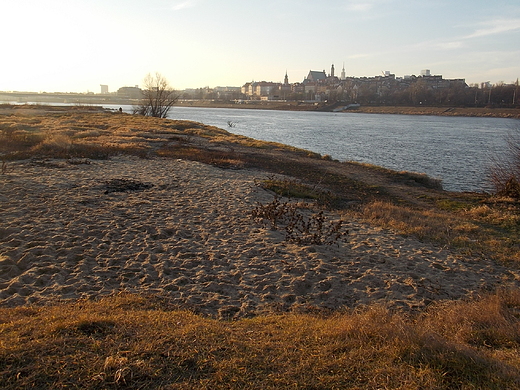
[[252, 196, 346, 245], [490, 129, 520, 198]]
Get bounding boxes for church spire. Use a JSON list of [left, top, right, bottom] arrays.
[[340, 63, 346, 80], [284, 70, 289, 85], [331, 64, 335, 78]]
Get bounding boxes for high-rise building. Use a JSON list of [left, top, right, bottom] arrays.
[[340, 64, 346, 80]]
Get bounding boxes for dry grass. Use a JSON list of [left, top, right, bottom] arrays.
[[1, 292, 520, 389], [361, 197, 520, 263]]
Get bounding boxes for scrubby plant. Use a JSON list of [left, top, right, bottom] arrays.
[[251, 196, 298, 230], [490, 128, 520, 199], [251, 196, 346, 245], [285, 209, 345, 245]]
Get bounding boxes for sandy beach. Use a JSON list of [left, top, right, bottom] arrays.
[[1, 155, 518, 318]]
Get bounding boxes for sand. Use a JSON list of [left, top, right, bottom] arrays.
[[1, 156, 518, 318]]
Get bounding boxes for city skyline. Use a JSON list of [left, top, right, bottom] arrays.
[[2, 0, 520, 93]]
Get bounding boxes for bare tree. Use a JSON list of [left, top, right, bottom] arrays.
[[133, 72, 178, 118]]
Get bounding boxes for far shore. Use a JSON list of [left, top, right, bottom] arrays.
[[2, 100, 519, 119], [174, 100, 520, 119]]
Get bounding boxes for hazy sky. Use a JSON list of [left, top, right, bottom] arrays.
[[2, 0, 520, 92]]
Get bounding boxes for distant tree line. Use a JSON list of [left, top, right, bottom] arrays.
[[326, 81, 520, 108]]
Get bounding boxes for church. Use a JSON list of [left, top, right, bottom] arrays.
[[303, 64, 346, 84]]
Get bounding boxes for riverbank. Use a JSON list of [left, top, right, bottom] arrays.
[[353, 105, 520, 118], [3, 100, 519, 119], [175, 100, 520, 118], [1, 107, 520, 388]]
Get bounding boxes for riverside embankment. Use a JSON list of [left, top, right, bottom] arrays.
[[174, 100, 520, 118]]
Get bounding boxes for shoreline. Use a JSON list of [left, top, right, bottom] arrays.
[[3, 100, 519, 119], [173, 101, 520, 118]]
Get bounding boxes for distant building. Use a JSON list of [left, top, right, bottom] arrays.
[[117, 86, 142, 99], [100, 84, 109, 94], [236, 65, 469, 104], [304, 70, 327, 83], [241, 82, 252, 96], [241, 81, 282, 99], [254, 81, 280, 98]]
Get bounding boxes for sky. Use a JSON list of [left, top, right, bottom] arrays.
[[2, 0, 520, 93]]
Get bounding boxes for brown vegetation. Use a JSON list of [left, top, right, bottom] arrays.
[[1, 292, 520, 389]]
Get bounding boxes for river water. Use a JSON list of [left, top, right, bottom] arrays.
[[151, 106, 516, 193]]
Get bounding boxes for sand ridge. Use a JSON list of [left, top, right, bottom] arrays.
[[1, 156, 518, 318]]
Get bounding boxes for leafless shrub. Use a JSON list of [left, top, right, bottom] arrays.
[[251, 196, 299, 230], [251, 196, 347, 245], [490, 128, 520, 198], [285, 210, 345, 245]]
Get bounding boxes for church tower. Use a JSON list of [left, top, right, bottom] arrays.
[[284, 70, 289, 85], [340, 63, 346, 80], [331, 64, 335, 78]]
